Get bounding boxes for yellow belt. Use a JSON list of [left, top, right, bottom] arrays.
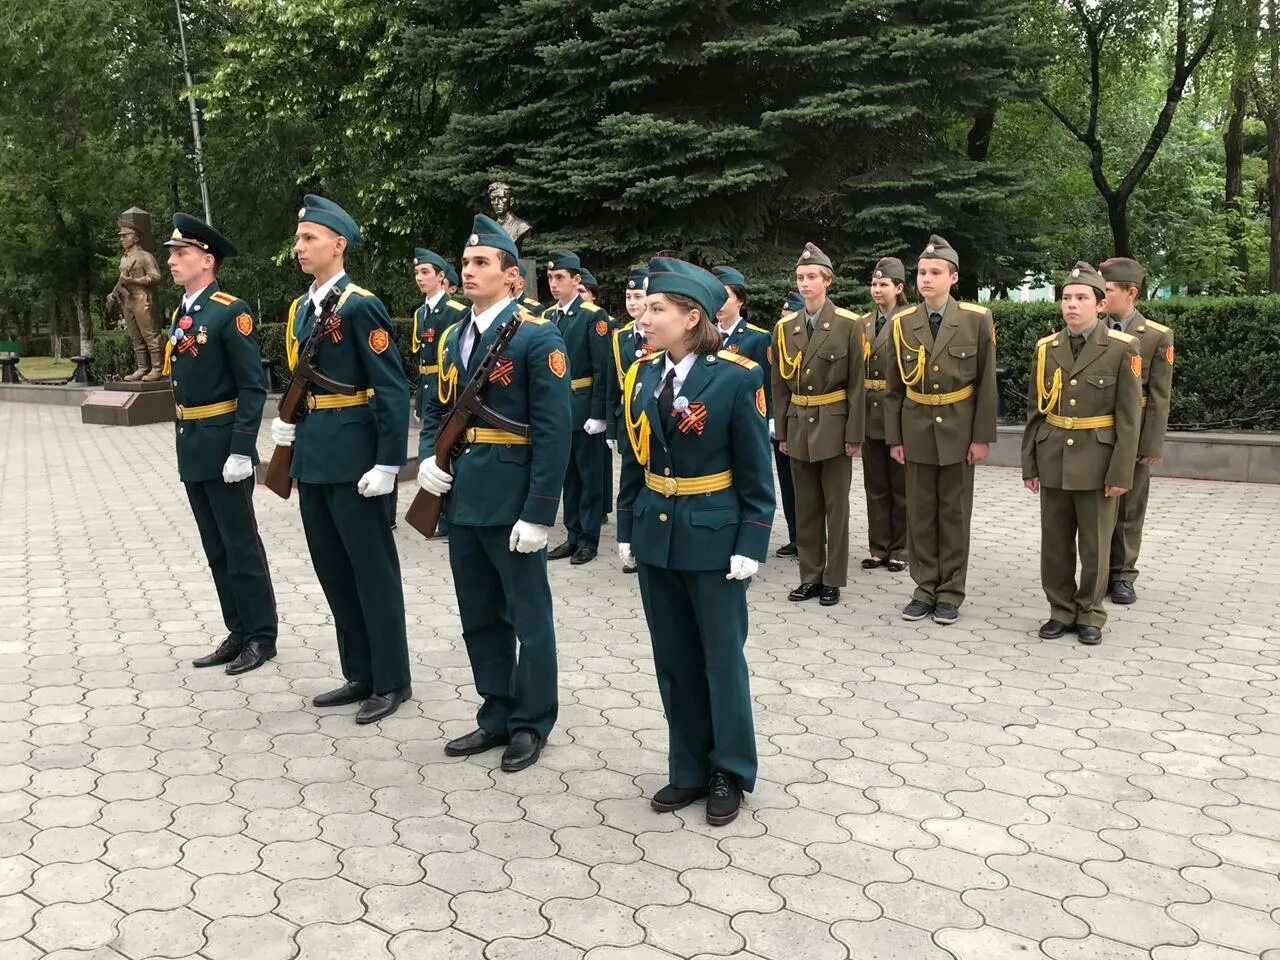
[[175, 399, 237, 420], [571, 375, 593, 390], [645, 469, 734, 497], [308, 389, 374, 411], [419, 364, 439, 375], [464, 427, 530, 446], [790, 390, 846, 407], [1045, 412, 1115, 430], [864, 379, 887, 391], [906, 384, 974, 406], [1141, 395, 1148, 408]]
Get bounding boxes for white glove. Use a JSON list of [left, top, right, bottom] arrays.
[[726, 555, 759, 580], [270, 417, 295, 446], [583, 418, 607, 435], [769, 419, 776, 440], [417, 455, 453, 495], [508, 520, 551, 554], [619, 542, 635, 565], [357, 467, 396, 498], [606, 438, 618, 453], [221, 454, 253, 484]]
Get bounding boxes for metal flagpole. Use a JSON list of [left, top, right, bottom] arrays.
[[174, 0, 213, 223]]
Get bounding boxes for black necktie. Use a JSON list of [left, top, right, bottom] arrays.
[[875, 314, 887, 337], [657, 368, 676, 422], [1069, 333, 1085, 358], [1111, 320, 1122, 331], [929, 312, 942, 338]]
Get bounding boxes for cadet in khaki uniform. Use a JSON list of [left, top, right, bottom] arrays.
[[1100, 257, 1173, 605], [1023, 262, 1143, 645], [163, 214, 277, 675], [860, 257, 909, 573], [772, 243, 866, 606], [884, 235, 997, 625]]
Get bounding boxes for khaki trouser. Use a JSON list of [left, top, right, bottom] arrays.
[[1042, 486, 1119, 628], [1109, 460, 1150, 581], [862, 438, 907, 561], [791, 455, 852, 588], [124, 297, 162, 364], [905, 460, 974, 607]]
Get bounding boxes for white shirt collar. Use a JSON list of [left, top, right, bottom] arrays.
[[718, 317, 741, 338], [557, 294, 581, 314], [308, 271, 347, 312], [658, 351, 699, 397], [426, 290, 446, 311], [181, 284, 211, 312], [470, 297, 513, 337]]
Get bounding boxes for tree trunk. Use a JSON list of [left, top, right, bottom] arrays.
[[74, 288, 92, 358], [1106, 194, 1131, 258], [1266, 112, 1280, 292], [1225, 76, 1249, 285], [51, 300, 63, 361]]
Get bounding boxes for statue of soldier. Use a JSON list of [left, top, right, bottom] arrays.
[[108, 209, 164, 382], [487, 181, 533, 245]]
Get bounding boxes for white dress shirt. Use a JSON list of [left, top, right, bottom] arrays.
[[655, 351, 699, 399], [181, 284, 211, 314], [308, 270, 347, 313], [460, 297, 514, 367], [425, 290, 446, 313]]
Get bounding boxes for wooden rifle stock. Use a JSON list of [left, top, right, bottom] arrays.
[[404, 408, 469, 537], [263, 377, 308, 499]]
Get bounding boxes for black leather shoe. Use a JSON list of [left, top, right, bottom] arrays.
[[819, 586, 840, 606], [192, 636, 242, 668], [775, 542, 798, 558], [547, 542, 576, 561], [355, 686, 412, 725], [1077, 625, 1103, 645], [650, 783, 709, 812], [1109, 580, 1136, 604], [706, 771, 742, 826], [500, 729, 544, 772], [226, 641, 276, 675], [444, 728, 509, 757], [861, 556, 886, 569], [901, 599, 934, 621], [932, 602, 960, 625], [312, 681, 372, 708], [623, 559, 638, 574], [788, 582, 822, 602], [887, 559, 908, 573], [1038, 619, 1073, 639], [569, 547, 597, 565]]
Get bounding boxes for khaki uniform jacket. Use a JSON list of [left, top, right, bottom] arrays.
[[771, 299, 866, 463], [859, 309, 899, 441], [883, 298, 999, 465], [1021, 322, 1143, 491], [1126, 311, 1174, 459]]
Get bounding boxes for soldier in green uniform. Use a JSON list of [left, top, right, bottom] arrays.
[[606, 266, 653, 573], [411, 248, 469, 421], [617, 257, 774, 825], [444, 264, 461, 299], [1023, 262, 1143, 644], [417, 214, 573, 771], [543, 250, 611, 564], [578, 266, 615, 523], [860, 257, 910, 573], [770, 291, 805, 558], [163, 213, 277, 675], [514, 263, 543, 316], [772, 243, 866, 607], [884, 235, 998, 625], [270, 195, 412, 724], [1100, 257, 1174, 605]]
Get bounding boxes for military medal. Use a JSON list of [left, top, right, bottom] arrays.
[[673, 397, 689, 414], [196, 326, 208, 345]]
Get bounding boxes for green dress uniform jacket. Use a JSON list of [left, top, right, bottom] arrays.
[[1022, 322, 1143, 628], [859, 309, 907, 563], [617, 348, 774, 792], [883, 297, 998, 608], [412, 294, 469, 418], [721, 319, 773, 418], [285, 274, 411, 696], [606, 323, 653, 442], [420, 302, 574, 739], [1110, 311, 1175, 583], [166, 283, 277, 652]]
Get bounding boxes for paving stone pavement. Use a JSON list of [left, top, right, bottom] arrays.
[[1, 402, 1279, 960]]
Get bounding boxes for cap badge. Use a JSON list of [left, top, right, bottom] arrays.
[[297, 207, 306, 219], [925, 244, 935, 253], [873, 269, 883, 278], [1071, 268, 1080, 277], [801, 250, 811, 259]]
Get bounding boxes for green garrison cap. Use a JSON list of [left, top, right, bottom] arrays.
[[784, 291, 804, 311], [298, 195, 360, 248], [647, 257, 728, 321], [444, 264, 460, 287], [796, 242, 833, 270], [1098, 257, 1146, 286], [918, 234, 958, 268], [1062, 260, 1106, 294], [465, 213, 518, 260], [711, 266, 747, 288], [165, 212, 238, 262], [626, 266, 649, 290], [545, 249, 583, 274], [871, 257, 905, 282], [578, 266, 599, 290], [413, 248, 450, 272]]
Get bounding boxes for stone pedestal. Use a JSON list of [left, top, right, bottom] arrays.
[[81, 379, 175, 426]]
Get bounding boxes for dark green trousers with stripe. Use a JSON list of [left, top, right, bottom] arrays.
[[299, 482, 411, 694]]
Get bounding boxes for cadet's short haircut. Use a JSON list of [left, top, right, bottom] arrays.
[[498, 251, 518, 272], [664, 292, 723, 356]]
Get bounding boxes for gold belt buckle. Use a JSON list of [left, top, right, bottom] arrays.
[[464, 427, 477, 444], [661, 476, 678, 497], [175, 405, 185, 418], [1062, 416, 1074, 428], [305, 394, 317, 413]]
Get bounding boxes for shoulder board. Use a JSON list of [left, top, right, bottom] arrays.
[[1036, 332, 1057, 346], [718, 350, 759, 370], [446, 299, 467, 310], [745, 323, 770, 336], [1108, 329, 1136, 343], [345, 284, 373, 298], [519, 312, 548, 325], [833, 307, 859, 320], [616, 321, 635, 333], [891, 306, 915, 321], [581, 302, 601, 313], [209, 292, 237, 305], [958, 302, 988, 314], [780, 310, 800, 322], [1145, 319, 1171, 334], [648, 351, 666, 364]]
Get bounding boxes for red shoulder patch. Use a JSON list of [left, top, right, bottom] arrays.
[[595, 320, 608, 337], [368, 329, 390, 355], [1164, 344, 1174, 365], [548, 350, 567, 378], [235, 313, 253, 336], [755, 387, 767, 418], [1129, 354, 1142, 379]]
